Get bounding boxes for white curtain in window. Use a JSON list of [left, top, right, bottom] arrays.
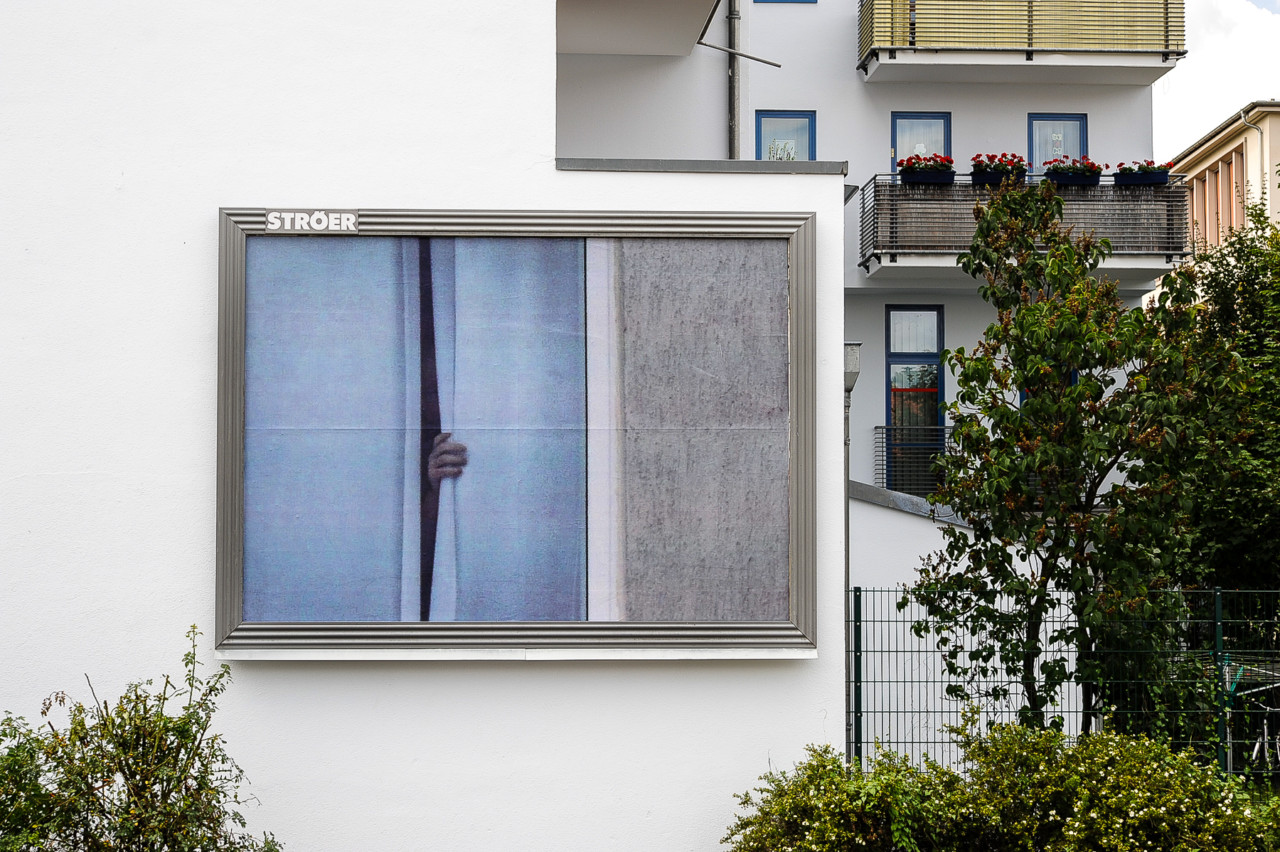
[[894, 117, 947, 161], [1032, 119, 1083, 170]]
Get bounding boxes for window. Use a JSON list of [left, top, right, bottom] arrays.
[[754, 0, 816, 3], [891, 112, 950, 171], [756, 110, 816, 161], [1029, 114, 1087, 173], [884, 306, 944, 496]]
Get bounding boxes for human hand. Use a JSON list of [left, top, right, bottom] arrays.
[[427, 432, 468, 491]]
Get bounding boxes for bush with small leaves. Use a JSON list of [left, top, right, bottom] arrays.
[[722, 744, 959, 852], [725, 715, 1280, 852], [0, 627, 280, 852]]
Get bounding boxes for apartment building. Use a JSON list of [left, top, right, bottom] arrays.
[[1173, 100, 1280, 245]]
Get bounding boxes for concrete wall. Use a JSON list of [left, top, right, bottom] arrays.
[[0, 3, 848, 850], [848, 496, 952, 589]]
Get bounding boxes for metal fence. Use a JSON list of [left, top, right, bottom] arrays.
[[858, 0, 1186, 67], [858, 175, 1189, 267], [848, 587, 1280, 776]]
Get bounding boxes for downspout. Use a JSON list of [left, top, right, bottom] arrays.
[[844, 342, 862, 763], [728, 0, 740, 159], [1241, 109, 1267, 208]]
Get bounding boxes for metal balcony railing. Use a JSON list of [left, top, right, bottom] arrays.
[[858, 175, 1189, 268], [858, 0, 1186, 69], [873, 425, 954, 498]]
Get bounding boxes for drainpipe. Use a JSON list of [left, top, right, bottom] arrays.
[[844, 342, 861, 763], [1241, 109, 1267, 209], [728, 0, 740, 159]]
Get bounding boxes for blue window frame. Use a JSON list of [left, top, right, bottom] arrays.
[[1029, 113, 1088, 173], [756, 110, 816, 161], [891, 112, 951, 171], [884, 306, 944, 496]]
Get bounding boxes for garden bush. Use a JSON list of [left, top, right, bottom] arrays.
[[0, 627, 280, 852], [724, 714, 1280, 852], [722, 744, 959, 852]]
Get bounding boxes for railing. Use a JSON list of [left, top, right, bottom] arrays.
[[848, 587, 1280, 776], [858, 175, 1189, 267], [873, 425, 953, 498], [858, 0, 1186, 68]]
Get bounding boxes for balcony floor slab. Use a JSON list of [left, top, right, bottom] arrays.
[[860, 49, 1182, 85]]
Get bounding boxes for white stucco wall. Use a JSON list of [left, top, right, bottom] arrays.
[[848, 498, 952, 589], [0, 3, 848, 850]]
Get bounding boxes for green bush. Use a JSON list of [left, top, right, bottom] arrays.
[[722, 744, 958, 852], [0, 627, 280, 852], [725, 715, 1280, 852]]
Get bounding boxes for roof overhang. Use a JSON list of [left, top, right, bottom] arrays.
[[558, 0, 720, 56]]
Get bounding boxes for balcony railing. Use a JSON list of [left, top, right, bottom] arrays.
[[874, 425, 954, 498], [858, 0, 1186, 69], [858, 175, 1189, 269]]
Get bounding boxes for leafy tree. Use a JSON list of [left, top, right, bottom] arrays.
[[1157, 202, 1280, 591], [0, 628, 280, 852], [907, 182, 1231, 729]]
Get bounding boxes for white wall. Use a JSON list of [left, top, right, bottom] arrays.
[[0, 3, 848, 850], [848, 499, 952, 589], [558, 50, 730, 159]]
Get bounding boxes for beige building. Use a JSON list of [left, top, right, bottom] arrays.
[[1173, 101, 1280, 245]]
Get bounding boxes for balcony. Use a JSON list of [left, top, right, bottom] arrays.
[[874, 426, 954, 499], [856, 175, 1189, 289], [857, 0, 1185, 84]]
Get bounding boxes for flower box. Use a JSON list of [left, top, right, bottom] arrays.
[[971, 170, 1026, 189], [901, 170, 955, 185], [1046, 172, 1101, 188], [1113, 170, 1170, 186]]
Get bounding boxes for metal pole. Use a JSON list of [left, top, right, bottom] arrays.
[[844, 343, 861, 764], [853, 586, 864, 764], [1216, 586, 1227, 774], [727, 0, 740, 159]]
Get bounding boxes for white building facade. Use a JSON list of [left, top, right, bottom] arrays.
[[2, 1, 1187, 848]]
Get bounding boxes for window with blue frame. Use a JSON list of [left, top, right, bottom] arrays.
[[1029, 114, 1088, 173], [891, 112, 950, 171], [884, 306, 944, 497], [754, 0, 816, 3], [756, 111, 816, 161]]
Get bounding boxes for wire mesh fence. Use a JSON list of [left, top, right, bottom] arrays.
[[848, 587, 1280, 777]]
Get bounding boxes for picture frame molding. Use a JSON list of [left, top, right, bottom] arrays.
[[216, 208, 818, 658]]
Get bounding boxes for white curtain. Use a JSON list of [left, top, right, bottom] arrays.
[[243, 236, 414, 622], [428, 238, 587, 622]]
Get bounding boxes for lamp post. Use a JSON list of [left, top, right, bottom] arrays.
[[844, 342, 861, 762]]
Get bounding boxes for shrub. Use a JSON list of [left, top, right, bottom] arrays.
[[722, 744, 958, 852], [724, 716, 1280, 852], [0, 627, 280, 852], [950, 712, 1270, 852]]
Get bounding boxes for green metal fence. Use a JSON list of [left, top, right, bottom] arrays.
[[848, 587, 1280, 776]]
